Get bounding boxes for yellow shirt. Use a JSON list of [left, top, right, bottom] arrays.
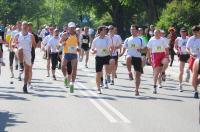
[[64, 35, 78, 54]]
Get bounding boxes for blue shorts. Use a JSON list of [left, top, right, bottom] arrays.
[[64, 53, 77, 61]]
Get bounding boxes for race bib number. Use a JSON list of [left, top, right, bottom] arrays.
[[68, 45, 76, 53], [101, 48, 109, 55], [82, 39, 88, 44], [180, 46, 187, 53], [155, 45, 164, 52], [130, 43, 137, 49]]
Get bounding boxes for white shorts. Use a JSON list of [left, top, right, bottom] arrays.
[[23, 50, 32, 66]]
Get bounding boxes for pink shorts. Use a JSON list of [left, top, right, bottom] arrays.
[[151, 52, 166, 68]]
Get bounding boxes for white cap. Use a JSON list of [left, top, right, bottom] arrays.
[[76, 27, 80, 31], [68, 22, 76, 28]]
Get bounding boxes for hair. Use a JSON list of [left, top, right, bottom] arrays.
[[16, 21, 22, 25], [97, 26, 106, 34], [27, 22, 33, 26], [22, 21, 28, 25], [192, 25, 200, 32], [154, 29, 161, 35], [131, 24, 139, 30]]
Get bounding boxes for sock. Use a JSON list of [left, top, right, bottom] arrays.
[[20, 63, 23, 68], [101, 77, 103, 82]]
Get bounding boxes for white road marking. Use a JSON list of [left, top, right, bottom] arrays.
[[77, 82, 131, 124], [56, 71, 117, 123], [75, 84, 118, 123]]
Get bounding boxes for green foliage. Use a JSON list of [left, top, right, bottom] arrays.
[[156, 0, 200, 31]]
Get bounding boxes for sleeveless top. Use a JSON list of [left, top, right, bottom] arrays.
[[18, 32, 32, 52], [64, 34, 78, 54]]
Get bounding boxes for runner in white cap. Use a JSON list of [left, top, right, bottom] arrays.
[[60, 22, 80, 93]]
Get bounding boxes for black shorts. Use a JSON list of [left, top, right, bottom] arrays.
[[179, 54, 190, 63], [31, 47, 35, 64], [81, 44, 90, 51], [95, 56, 110, 72], [50, 52, 58, 70], [110, 56, 118, 62], [131, 57, 143, 73]]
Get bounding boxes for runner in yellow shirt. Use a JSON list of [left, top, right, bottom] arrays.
[[60, 22, 80, 93]]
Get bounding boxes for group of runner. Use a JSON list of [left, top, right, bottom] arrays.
[[0, 21, 200, 99]]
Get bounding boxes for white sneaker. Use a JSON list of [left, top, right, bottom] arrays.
[[104, 80, 109, 89], [153, 88, 157, 94], [179, 84, 183, 92], [158, 84, 162, 88], [11, 72, 14, 78], [98, 88, 102, 94]]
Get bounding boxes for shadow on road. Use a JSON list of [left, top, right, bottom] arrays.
[[0, 111, 27, 132]]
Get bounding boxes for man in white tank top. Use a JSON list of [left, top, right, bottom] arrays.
[[13, 21, 36, 93], [174, 27, 190, 92]]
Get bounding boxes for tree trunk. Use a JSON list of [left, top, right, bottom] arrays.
[[109, 0, 125, 38], [145, 0, 159, 24]]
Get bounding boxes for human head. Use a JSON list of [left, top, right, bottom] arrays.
[[130, 25, 139, 36], [53, 28, 59, 37], [68, 22, 76, 34], [154, 29, 161, 38], [192, 25, 200, 37], [97, 26, 106, 36], [180, 27, 187, 38], [22, 21, 28, 32]]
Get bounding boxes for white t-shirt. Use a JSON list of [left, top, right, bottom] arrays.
[[176, 36, 189, 54], [47, 37, 59, 53], [109, 34, 122, 56], [147, 37, 169, 53], [123, 36, 145, 57], [42, 34, 53, 49], [91, 36, 112, 57], [186, 36, 200, 58]]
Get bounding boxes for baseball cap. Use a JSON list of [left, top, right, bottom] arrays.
[[180, 27, 187, 32], [68, 22, 76, 28]]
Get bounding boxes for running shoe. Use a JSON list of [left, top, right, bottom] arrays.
[[70, 84, 74, 93], [107, 75, 111, 83], [179, 84, 183, 92], [110, 80, 114, 85], [23, 84, 28, 93], [153, 85, 157, 94], [98, 88, 102, 94], [53, 75, 56, 80], [129, 72, 133, 80], [194, 92, 199, 99], [161, 72, 166, 81], [104, 80, 109, 89], [64, 79, 69, 87]]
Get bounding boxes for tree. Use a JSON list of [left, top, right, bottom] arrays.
[[156, 0, 200, 32]]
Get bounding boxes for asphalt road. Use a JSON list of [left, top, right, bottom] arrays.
[[0, 47, 200, 132]]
